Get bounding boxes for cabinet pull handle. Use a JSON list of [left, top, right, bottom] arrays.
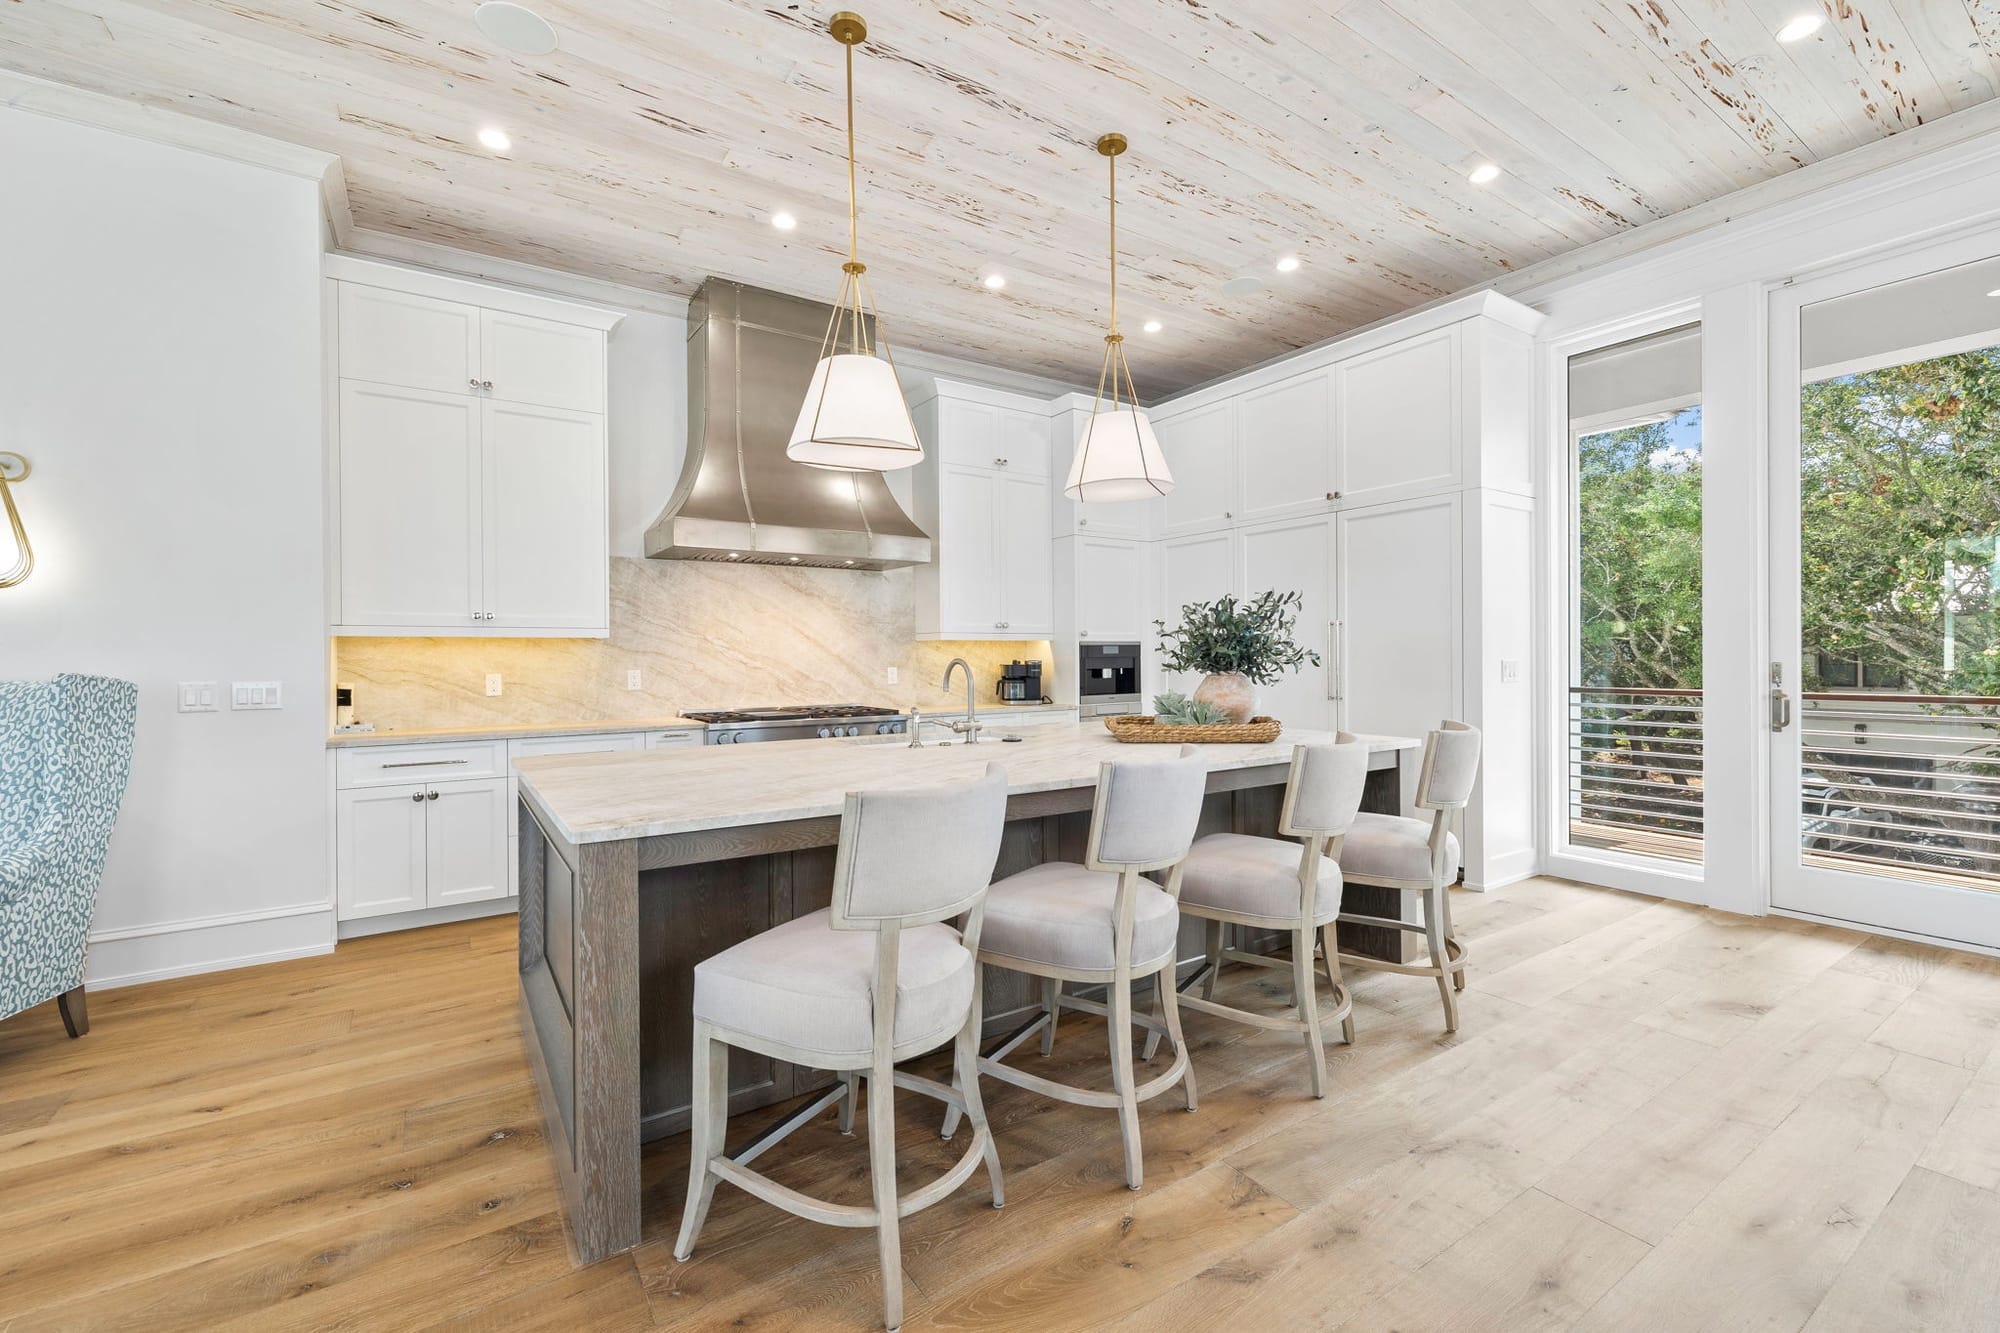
[[1327, 621, 1344, 701], [382, 759, 471, 769]]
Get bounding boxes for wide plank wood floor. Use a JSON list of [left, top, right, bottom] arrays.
[[4, 876, 1999, 1331]]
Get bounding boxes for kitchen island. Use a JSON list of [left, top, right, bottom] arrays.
[[512, 723, 1420, 1262]]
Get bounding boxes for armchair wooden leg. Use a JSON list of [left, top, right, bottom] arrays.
[[868, 1044, 904, 1332], [1293, 928, 1326, 1099], [57, 985, 88, 1039], [1108, 972, 1144, 1190]]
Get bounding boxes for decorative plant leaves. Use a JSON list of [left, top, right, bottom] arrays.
[[1153, 589, 1322, 685]]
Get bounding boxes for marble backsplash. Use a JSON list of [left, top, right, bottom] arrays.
[[334, 557, 1057, 731]]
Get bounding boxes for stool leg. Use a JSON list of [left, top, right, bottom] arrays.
[[1201, 920, 1223, 1001], [1108, 971, 1144, 1190], [1143, 974, 1165, 1063], [1425, 885, 1459, 1034], [1293, 926, 1326, 1099], [954, 992, 1004, 1208], [868, 1042, 904, 1331], [838, 1071, 859, 1135], [1320, 922, 1356, 1045], [1443, 886, 1466, 992], [1157, 965, 1197, 1112], [673, 1021, 730, 1261], [1038, 977, 1060, 1057]]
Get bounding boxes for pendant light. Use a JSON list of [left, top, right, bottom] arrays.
[[786, 11, 924, 472], [1064, 133, 1172, 502]]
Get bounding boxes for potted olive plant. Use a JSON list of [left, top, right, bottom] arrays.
[[1153, 590, 1321, 724]]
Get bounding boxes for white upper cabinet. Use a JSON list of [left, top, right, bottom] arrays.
[[482, 310, 606, 412], [483, 401, 608, 631], [327, 261, 620, 638], [1239, 514, 1333, 731], [1156, 401, 1238, 535], [1072, 536, 1150, 643], [337, 284, 480, 395], [336, 382, 484, 629], [1237, 368, 1335, 522], [1336, 325, 1461, 507], [1051, 404, 1157, 540], [1157, 529, 1238, 695], [913, 383, 1055, 641]]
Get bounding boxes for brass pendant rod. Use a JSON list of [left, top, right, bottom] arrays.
[[1108, 148, 1118, 344], [845, 38, 858, 271]]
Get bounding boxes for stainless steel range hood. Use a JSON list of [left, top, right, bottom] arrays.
[[645, 279, 931, 570]]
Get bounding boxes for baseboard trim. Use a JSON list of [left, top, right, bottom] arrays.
[[88, 899, 331, 944], [337, 897, 518, 940], [86, 905, 337, 990]]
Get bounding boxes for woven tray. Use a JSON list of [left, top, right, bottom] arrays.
[[1104, 714, 1282, 744]]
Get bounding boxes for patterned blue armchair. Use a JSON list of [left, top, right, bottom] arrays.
[[1, 674, 138, 1036]]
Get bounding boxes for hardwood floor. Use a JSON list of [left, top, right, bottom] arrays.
[[4, 877, 1999, 1331]]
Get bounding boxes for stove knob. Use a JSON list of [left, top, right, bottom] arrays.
[[846, 725, 862, 737], [817, 726, 832, 738]]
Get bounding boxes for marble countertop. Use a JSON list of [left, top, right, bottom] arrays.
[[327, 717, 707, 748], [514, 722, 1421, 845]]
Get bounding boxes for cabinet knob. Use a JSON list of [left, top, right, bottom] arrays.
[[411, 792, 426, 803], [469, 378, 481, 389], [1078, 518, 1089, 527], [480, 380, 494, 391], [426, 790, 440, 800], [1225, 510, 1233, 518]]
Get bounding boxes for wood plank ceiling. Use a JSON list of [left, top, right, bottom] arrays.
[[3, 1, 1996, 394]]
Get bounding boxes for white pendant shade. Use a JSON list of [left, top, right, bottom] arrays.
[[1064, 406, 1172, 501], [787, 352, 924, 471]]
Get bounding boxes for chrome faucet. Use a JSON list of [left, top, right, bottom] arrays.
[[942, 658, 982, 744]]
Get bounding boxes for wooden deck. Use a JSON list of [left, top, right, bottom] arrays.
[[4, 877, 2000, 1330]]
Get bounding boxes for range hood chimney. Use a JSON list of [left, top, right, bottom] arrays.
[[645, 279, 931, 570]]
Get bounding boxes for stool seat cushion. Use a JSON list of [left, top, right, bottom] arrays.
[[1180, 833, 1342, 925], [693, 909, 972, 1062], [1338, 812, 1460, 885], [980, 862, 1179, 974]]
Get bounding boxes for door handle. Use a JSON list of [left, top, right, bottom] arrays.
[[1769, 660, 1791, 731]]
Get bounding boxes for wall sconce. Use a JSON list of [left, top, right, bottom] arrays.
[[0, 452, 32, 589]]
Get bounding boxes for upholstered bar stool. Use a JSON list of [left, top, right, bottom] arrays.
[[673, 765, 1010, 1333], [1334, 721, 1481, 1032], [944, 746, 1209, 1192], [1150, 736, 1370, 1097]]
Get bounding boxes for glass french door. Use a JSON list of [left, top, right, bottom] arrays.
[[1769, 244, 2000, 948]]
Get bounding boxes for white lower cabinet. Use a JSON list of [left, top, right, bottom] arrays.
[[336, 777, 508, 920], [425, 778, 512, 907]]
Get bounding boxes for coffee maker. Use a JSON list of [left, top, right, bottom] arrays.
[[996, 659, 1044, 705]]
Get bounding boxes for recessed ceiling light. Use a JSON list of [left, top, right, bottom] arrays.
[[1776, 12, 1825, 42], [1275, 255, 1301, 273], [477, 126, 512, 153], [1220, 275, 1265, 297], [1467, 162, 1501, 185], [771, 211, 798, 231], [1143, 319, 1163, 334], [983, 272, 1006, 291], [473, 2, 559, 56]]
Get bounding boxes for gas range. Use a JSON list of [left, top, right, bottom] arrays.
[[682, 704, 910, 745]]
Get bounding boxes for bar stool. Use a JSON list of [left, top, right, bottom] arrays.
[[1153, 736, 1370, 1097], [1334, 721, 1480, 1032], [945, 746, 1209, 1191], [673, 764, 1010, 1333]]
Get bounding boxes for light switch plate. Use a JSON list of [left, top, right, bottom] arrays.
[[485, 673, 504, 697], [1499, 659, 1522, 684], [230, 681, 283, 710], [178, 681, 218, 713], [626, 669, 642, 691]]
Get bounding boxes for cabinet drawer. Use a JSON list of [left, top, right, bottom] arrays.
[[507, 732, 644, 761], [336, 741, 508, 789], [645, 728, 705, 748]]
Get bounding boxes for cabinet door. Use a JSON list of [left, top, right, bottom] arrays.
[[1059, 409, 1157, 540], [337, 382, 483, 630], [426, 777, 512, 907], [337, 284, 480, 396], [335, 784, 430, 919], [1337, 326, 1461, 507], [997, 472, 1053, 635], [1158, 530, 1238, 695], [937, 463, 1003, 634], [481, 311, 605, 413], [482, 401, 608, 632], [1075, 536, 1150, 642], [1239, 515, 1333, 731], [1238, 368, 1334, 522], [993, 405, 1051, 477], [1155, 401, 1238, 535], [1337, 494, 1462, 812], [934, 398, 1000, 471]]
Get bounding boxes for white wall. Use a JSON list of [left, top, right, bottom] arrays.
[[0, 106, 330, 986]]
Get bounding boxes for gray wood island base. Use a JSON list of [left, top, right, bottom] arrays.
[[512, 725, 1421, 1263]]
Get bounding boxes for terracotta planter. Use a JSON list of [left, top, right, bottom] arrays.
[[1193, 671, 1258, 724]]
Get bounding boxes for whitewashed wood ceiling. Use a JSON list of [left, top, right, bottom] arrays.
[[4, 1, 1997, 393]]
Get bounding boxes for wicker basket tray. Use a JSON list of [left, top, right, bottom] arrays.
[[1104, 714, 1282, 744]]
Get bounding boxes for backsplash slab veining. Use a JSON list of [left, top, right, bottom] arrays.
[[334, 558, 1055, 731]]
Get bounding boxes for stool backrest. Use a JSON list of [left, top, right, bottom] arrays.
[[829, 763, 1010, 930], [1415, 721, 1481, 811], [1086, 746, 1209, 872], [1279, 734, 1370, 838]]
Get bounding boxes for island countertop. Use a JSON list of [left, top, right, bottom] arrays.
[[513, 723, 1420, 845]]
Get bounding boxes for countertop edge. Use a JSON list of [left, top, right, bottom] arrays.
[[328, 718, 708, 748]]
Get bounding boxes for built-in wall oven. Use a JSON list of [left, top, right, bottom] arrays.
[[1078, 642, 1142, 719]]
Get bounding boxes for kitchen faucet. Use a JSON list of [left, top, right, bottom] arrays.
[[941, 658, 982, 744]]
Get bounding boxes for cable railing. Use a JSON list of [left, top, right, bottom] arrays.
[[1568, 687, 1704, 864]]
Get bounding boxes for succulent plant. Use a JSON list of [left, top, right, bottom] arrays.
[[1152, 691, 1234, 726]]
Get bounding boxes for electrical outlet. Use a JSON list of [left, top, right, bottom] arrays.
[[1499, 659, 1522, 684], [626, 669, 643, 691], [886, 666, 899, 685], [178, 682, 218, 713], [485, 673, 504, 697], [230, 681, 283, 710]]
